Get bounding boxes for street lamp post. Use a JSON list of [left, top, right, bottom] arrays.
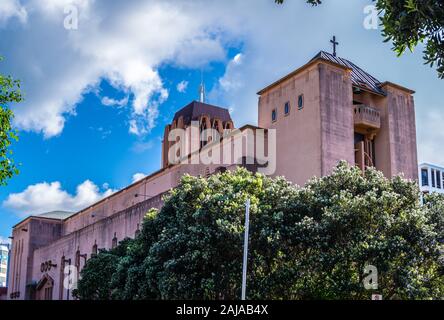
[[241, 198, 251, 300]]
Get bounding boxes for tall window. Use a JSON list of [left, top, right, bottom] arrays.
[[271, 109, 277, 122], [44, 286, 53, 300], [421, 168, 429, 186], [437, 170, 442, 189], [112, 233, 118, 249], [298, 94, 304, 110], [92, 242, 98, 256], [431, 169, 436, 187], [284, 102, 290, 115], [75, 250, 80, 268]]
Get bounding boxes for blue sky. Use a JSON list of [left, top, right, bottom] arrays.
[[0, 0, 443, 241]]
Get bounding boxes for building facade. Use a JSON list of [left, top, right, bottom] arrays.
[[7, 51, 418, 300], [257, 51, 418, 185], [419, 163, 444, 195], [0, 244, 9, 288]]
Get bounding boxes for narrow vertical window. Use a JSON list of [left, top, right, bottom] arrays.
[[92, 242, 98, 256], [298, 94, 304, 110], [112, 233, 118, 249], [75, 250, 80, 268], [431, 169, 436, 188], [421, 168, 429, 186], [436, 170, 441, 189], [271, 109, 277, 122], [284, 102, 290, 115]]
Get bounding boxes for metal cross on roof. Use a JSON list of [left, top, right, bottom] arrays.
[[330, 36, 339, 56]]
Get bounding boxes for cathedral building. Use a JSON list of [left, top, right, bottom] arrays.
[[7, 50, 418, 300]]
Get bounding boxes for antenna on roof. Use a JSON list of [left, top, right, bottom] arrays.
[[198, 70, 206, 103]]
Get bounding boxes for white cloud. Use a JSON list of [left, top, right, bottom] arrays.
[[101, 96, 128, 107], [0, 0, 27, 25], [129, 119, 141, 135], [132, 173, 147, 183], [176, 80, 188, 93], [218, 53, 245, 92], [1, 0, 228, 137], [233, 53, 243, 65], [1, 0, 442, 161], [0, 236, 11, 245], [3, 180, 116, 217]]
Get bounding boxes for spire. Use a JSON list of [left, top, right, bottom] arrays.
[[198, 70, 206, 103]]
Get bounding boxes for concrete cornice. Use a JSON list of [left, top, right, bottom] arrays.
[[257, 57, 351, 96], [380, 81, 415, 95]]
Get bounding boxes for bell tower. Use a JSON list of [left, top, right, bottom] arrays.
[[161, 101, 234, 168]]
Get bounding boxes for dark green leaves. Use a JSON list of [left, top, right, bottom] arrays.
[[75, 164, 443, 300], [0, 57, 22, 186]]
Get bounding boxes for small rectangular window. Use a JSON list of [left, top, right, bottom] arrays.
[[437, 170, 441, 189], [284, 102, 290, 115], [272, 109, 277, 122], [431, 169, 436, 188], [298, 94, 304, 110], [421, 168, 429, 186]]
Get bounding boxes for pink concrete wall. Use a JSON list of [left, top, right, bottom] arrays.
[[258, 63, 323, 186], [7, 226, 29, 300], [7, 218, 63, 300], [32, 195, 163, 300], [355, 85, 418, 181], [383, 85, 418, 180], [318, 63, 355, 175]]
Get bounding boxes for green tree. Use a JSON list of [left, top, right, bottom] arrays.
[[276, 0, 444, 79], [72, 238, 132, 300], [75, 164, 444, 300], [0, 57, 21, 185]]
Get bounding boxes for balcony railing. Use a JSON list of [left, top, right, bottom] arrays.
[[354, 105, 380, 132]]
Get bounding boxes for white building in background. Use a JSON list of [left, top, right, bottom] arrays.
[[419, 163, 444, 195], [0, 244, 9, 287]]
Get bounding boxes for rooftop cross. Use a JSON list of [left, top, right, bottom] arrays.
[[330, 36, 339, 57]]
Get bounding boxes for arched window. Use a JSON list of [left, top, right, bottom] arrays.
[[298, 94, 304, 110], [284, 101, 290, 115], [200, 116, 210, 149]]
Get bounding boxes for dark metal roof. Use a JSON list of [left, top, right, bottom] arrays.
[[36, 211, 75, 220], [12, 210, 76, 229], [311, 51, 386, 96], [173, 101, 232, 126]]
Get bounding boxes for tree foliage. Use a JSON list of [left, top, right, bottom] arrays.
[[275, 0, 444, 79], [0, 57, 21, 186], [75, 163, 444, 300], [72, 238, 132, 300]]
